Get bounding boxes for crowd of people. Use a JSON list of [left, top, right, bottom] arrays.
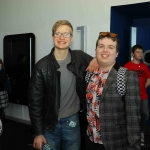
[[28, 20, 149, 150], [1, 19, 150, 150]]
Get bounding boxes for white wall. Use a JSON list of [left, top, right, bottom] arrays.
[[0, 0, 148, 122]]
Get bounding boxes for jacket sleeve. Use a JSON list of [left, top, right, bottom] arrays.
[[125, 71, 141, 150], [28, 65, 45, 136], [74, 50, 93, 66]]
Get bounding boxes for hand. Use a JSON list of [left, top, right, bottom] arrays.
[[86, 57, 99, 72], [33, 135, 46, 150], [145, 78, 150, 88]]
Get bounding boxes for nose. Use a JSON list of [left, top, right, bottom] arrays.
[[103, 47, 107, 52]]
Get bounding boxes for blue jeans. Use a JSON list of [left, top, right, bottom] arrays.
[[43, 113, 81, 150]]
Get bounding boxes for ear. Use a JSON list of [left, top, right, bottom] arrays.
[[116, 52, 119, 57], [52, 36, 55, 42], [131, 52, 134, 57]]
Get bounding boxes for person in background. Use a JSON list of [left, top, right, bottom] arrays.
[[124, 44, 150, 146], [85, 32, 141, 150], [0, 58, 9, 123], [28, 20, 98, 150], [0, 118, 2, 150]]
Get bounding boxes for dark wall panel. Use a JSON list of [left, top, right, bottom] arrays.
[[3, 33, 35, 106]]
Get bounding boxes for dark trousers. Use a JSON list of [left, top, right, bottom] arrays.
[[141, 99, 149, 133], [79, 112, 88, 150], [85, 134, 105, 150]]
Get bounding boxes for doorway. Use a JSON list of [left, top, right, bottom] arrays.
[[111, 2, 150, 125]]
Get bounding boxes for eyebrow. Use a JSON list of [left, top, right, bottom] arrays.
[[108, 45, 115, 47], [98, 44, 115, 47]]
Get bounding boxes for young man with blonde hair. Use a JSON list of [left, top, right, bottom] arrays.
[[28, 20, 97, 150]]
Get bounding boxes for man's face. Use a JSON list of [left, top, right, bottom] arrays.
[[52, 25, 73, 51], [132, 48, 143, 60], [96, 37, 118, 67]]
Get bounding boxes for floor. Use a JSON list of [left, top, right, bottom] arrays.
[[0, 119, 150, 150], [0, 119, 35, 150], [143, 126, 150, 150]]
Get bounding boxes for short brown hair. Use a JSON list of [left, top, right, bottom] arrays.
[[52, 20, 73, 36], [131, 44, 143, 53], [96, 32, 120, 52]]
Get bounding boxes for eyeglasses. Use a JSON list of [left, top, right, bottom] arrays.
[[54, 32, 72, 38], [99, 32, 117, 38]]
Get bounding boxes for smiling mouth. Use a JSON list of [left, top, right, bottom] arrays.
[[58, 41, 66, 44], [101, 54, 109, 58]]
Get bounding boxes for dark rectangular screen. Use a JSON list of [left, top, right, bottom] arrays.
[[3, 33, 35, 105]]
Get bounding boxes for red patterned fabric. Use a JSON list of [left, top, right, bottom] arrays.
[[86, 69, 109, 144]]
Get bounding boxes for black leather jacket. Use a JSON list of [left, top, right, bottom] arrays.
[[28, 48, 92, 136]]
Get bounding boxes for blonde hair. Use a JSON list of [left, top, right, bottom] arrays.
[[52, 20, 73, 36]]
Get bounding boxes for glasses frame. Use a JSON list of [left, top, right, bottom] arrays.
[[54, 32, 72, 38]]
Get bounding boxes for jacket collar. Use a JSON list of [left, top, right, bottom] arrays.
[[48, 47, 74, 69], [113, 62, 120, 71], [100, 62, 120, 100]]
